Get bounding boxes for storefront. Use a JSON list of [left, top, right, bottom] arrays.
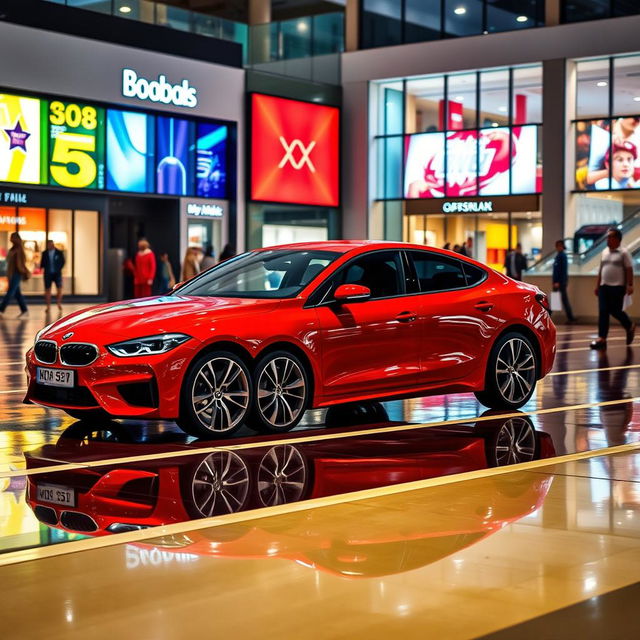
[[370, 64, 543, 269], [0, 20, 244, 300], [246, 92, 340, 249]]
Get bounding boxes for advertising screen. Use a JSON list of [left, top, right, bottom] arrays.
[[251, 93, 340, 207], [404, 127, 540, 198], [48, 100, 105, 190], [196, 122, 227, 199], [574, 118, 640, 191], [106, 109, 155, 193], [156, 116, 193, 196], [0, 93, 43, 185]]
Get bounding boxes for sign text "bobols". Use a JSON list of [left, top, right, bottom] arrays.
[[122, 69, 198, 108]]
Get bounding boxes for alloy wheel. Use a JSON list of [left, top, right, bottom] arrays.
[[257, 445, 307, 506], [191, 357, 250, 432], [495, 338, 536, 404], [256, 357, 306, 428], [190, 451, 250, 516], [493, 417, 536, 466]]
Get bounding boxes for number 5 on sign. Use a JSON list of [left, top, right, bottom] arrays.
[[50, 133, 97, 188]]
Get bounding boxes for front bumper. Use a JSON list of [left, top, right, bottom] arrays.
[[24, 339, 201, 418]]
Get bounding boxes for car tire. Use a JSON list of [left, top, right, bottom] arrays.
[[256, 444, 310, 507], [475, 332, 538, 410], [248, 350, 310, 434], [475, 415, 538, 467], [177, 350, 252, 438]]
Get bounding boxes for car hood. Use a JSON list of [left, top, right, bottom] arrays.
[[40, 296, 282, 343]]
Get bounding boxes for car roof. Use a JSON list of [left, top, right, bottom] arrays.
[[253, 240, 472, 259]]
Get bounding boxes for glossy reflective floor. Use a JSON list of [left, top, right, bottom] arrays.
[[2, 307, 640, 637]]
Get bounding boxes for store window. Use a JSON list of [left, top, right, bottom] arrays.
[[404, 0, 441, 44], [562, 1, 638, 23], [361, 0, 402, 48], [447, 73, 477, 130], [479, 69, 509, 128], [406, 76, 444, 133], [576, 59, 610, 119]]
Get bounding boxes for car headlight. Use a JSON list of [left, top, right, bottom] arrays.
[[34, 323, 54, 346], [106, 333, 191, 357]]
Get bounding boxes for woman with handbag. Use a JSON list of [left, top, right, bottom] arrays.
[[0, 232, 30, 317]]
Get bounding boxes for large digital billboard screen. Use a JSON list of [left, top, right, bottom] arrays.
[[0, 93, 43, 185], [156, 116, 193, 196], [48, 100, 105, 190], [106, 109, 155, 193], [404, 127, 540, 198], [196, 122, 227, 199], [251, 93, 340, 207], [575, 118, 640, 190]]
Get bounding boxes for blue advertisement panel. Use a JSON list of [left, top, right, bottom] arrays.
[[106, 110, 155, 192], [156, 116, 193, 196], [196, 123, 227, 199]]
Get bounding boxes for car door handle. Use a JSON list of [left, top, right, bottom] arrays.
[[474, 301, 494, 312], [396, 311, 417, 323]]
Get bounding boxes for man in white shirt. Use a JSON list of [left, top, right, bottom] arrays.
[[591, 228, 635, 349]]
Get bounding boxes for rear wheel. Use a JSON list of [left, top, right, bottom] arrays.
[[249, 351, 310, 434], [475, 332, 537, 410], [177, 351, 251, 438]]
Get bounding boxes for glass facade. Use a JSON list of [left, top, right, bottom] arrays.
[[361, 0, 544, 48], [563, 1, 640, 23]]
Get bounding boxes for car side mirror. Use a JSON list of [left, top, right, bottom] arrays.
[[334, 284, 371, 303]]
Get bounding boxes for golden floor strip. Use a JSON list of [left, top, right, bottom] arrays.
[[3, 439, 640, 569]]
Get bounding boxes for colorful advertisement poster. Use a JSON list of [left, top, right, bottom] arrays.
[[106, 109, 155, 193], [48, 100, 105, 190], [156, 116, 193, 196], [0, 93, 43, 185], [575, 118, 640, 190], [196, 122, 227, 199], [251, 94, 340, 207], [404, 127, 540, 198]]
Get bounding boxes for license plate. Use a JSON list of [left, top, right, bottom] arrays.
[[36, 483, 75, 507], [36, 367, 74, 388]]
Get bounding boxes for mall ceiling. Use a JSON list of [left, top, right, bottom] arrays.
[[157, 0, 345, 23]]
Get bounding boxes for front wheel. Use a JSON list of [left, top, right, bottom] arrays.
[[248, 351, 310, 434], [177, 351, 252, 438], [475, 332, 538, 410]]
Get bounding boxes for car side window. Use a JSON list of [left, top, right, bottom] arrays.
[[409, 251, 467, 293], [462, 262, 486, 287], [339, 251, 404, 300]]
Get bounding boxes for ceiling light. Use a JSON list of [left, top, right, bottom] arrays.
[[491, 122, 499, 127], [296, 21, 309, 33], [498, 106, 507, 112], [634, 97, 640, 102], [119, 4, 132, 13], [516, 15, 528, 23], [454, 7, 467, 15], [454, 95, 464, 101], [596, 81, 608, 87]]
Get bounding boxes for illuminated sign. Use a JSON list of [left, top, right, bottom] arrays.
[[186, 202, 224, 217], [2, 191, 27, 203], [49, 100, 105, 190], [442, 201, 493, 213], [122, 69, 198, 108], [250, 93, 339, 207]]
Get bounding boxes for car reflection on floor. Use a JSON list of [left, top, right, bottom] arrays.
[[26, 403, 555, 552]]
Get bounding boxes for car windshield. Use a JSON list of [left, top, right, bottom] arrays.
[[175, 249, 340, 298]]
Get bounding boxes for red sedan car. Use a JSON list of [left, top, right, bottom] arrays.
[[24, 241, 556, 437]]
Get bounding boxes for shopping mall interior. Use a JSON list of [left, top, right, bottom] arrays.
[[2, 0, 640, 637]]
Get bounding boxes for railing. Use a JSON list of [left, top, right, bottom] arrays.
[[43, 1, 345, 79]]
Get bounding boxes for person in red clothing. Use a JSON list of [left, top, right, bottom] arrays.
[[133, 239, 156, 298]]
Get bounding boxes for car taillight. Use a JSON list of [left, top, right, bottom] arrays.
[[535, 292, 550, 312]]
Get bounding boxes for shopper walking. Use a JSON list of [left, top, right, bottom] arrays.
[[181, 247, 201, 281], [505, 243, 528, 280], [201, 245, 217, 271], [218, 243, 236, 263], [158, 252, 176, 293], [552, 239, 577, 323], [591, 228, 635, 350], [41, 239, 65, 311], [0, 232, 29, 317], [133, 239, 156, 298]]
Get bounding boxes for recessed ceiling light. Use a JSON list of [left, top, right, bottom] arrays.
[[297, 21, 308, 33], [491, 122, 499, 127], [596, 81, 608, 87], [119, 4, 132, 13], [516, 15, 528, 23], [454, 95, 464, 101], [498, 106, 507, 112], [634, 97, 640, 102], [454, 7, 467, 15]]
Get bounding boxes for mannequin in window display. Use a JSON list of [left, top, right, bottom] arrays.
[[587, 118, 640, 188], [594, 141, 638, 190], [133, 239, 156, 298]]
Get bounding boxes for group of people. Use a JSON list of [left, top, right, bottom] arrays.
[[124, 240, 237, 298], [442, 240, 471, 256], [0, 232, 66, 318]]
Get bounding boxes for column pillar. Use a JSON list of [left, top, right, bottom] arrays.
[[545, 0, 561, 26], [345, 0, 360, 52], [248, 0, 270, 26]]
